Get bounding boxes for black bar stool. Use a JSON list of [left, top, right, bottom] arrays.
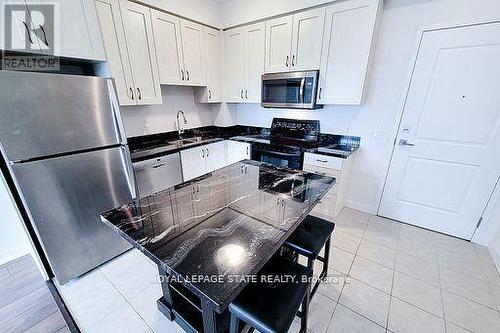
[[229, 258, 312, 333], [283, 215, 335, 298]]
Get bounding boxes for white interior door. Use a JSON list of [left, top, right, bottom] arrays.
[[151, 10, 184, 85], [180, 20, 205, 86], [290, 7, 326, 71], [95, 0, 135, 105], [224, 27, 245, 102], [120, 0, 162, 105], [380, 22, 500, 239], [245, 22, 265, 103], [265, 15, 292, 73]]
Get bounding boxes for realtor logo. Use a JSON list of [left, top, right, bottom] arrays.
[[2, 2, 59, 70]]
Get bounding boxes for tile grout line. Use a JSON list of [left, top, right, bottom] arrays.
[[98, 267, 155, 333]]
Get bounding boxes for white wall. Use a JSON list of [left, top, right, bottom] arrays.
[[121, 86, 219, 137], [219, 0, 334, 28], [136, 0, 222, 27], [0, 173, 33, 266], [228, 0, 500, 214]]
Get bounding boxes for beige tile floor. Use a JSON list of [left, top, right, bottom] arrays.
[[58, 208, 500, 333]]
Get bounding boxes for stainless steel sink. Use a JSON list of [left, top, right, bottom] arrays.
[[167, 137, 203, 146]]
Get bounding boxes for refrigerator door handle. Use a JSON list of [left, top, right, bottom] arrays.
[[120, 146, 137, 199], [107, 79, 127, 145]]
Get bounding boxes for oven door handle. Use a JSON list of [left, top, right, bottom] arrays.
[[299, 77, 305, 103], [253, 148, 299, 158]]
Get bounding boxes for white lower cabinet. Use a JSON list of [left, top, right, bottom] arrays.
[[180, 141, 227, 181], [227, 141, 251, 165], [303, 152, 353, 221]]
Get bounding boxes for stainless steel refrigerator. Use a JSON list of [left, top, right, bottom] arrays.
[[0, 71, 135, 284]]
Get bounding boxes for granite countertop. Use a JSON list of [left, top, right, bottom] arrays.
[[127, 125, 360, 162], [100, 160, 335, 313]]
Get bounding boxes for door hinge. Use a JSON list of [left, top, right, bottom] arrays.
[[476, 216, 483, 229]]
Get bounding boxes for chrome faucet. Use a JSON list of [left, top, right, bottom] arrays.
[[176, 109, 188, 139]]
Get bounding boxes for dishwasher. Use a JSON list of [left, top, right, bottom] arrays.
[[132, 153, 183, 197]]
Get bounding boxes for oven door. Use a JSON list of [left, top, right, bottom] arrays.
[[251, 147, 302, 170], [261, 71, 321, 109]]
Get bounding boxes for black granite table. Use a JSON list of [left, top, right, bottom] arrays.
[[101, 160, 335, 333]]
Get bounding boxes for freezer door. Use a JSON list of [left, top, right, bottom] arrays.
[[0, 71, 125, 161], [11, 146, 135, 283]]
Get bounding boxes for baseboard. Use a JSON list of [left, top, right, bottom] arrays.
[[344, 200, 378, 215], [0, 247, 31, 267], [489, 245, 500, 274]]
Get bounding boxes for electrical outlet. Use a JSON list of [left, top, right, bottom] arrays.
[[372, 129, 384, 139]]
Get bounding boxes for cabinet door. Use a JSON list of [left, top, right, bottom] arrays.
[[245, 23, 265, 103], [290, 7, 325, 71], [29, 0, 105, 60], [180, 146, 207, 181], [228, 141, 251, 164], [95, 0, 135, 105], [265, 15, 292, 73], [120, 0, 162, 105], [203, 27, 222, 102], [206, 141, 227, 173], [180, 20, 205, 86], [318, 0, 379, 105], [224, 27, 246, 102], [151, 10, 184, 85]]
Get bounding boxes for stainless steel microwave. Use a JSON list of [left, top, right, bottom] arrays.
[[261, 70, 322, 109]]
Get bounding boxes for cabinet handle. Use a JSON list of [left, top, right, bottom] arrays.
[[180, 70, 185, 81], [197, 185, 200, 193], [39, 25, 49, 46], [186, 70, 190, 81], [318, 87, 323, 100], [316, 159, 328, 163], [201, 149, 205, 158], [22, 21, 33, 44], [240, 89, 244, 99], [208, 89, 211, 99], [285, 55, 289, 67], [246, 146, 249, 155], [245, 90, 248, 99], [137, 87, 142, 100], [291, 54, 295, 67], [129, 87, 134, 100], [206, 148, 209, 157]]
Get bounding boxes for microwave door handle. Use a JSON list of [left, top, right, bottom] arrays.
[[299, 78, 305, 103]]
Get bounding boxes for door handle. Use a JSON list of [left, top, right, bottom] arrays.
[[206, 148, 209, 158], [240, 89, 244, 99], [399, 139, 415, 147], [318, 87, 323, 100], [291, 54, 295, 67], [186, 70, 190, 81], [208, 89, 211, 99], [285, 55, 289, 67], [129, 87, 134, 100], [39, 25, 49, 46], [137, 88, 142, 100], [245, 89, 248, 99], [201, 149, 205, 158], [181, 70, 185, 81]]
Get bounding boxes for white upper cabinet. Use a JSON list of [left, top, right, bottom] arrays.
[[265, 7, 325, 73], [180, 20, 205, 86], [195, 27, 222, 103], [245, 23, 265, 102], [317, 0, 380, 105], [224, 22, 265, 103], [95, 0, 135, 105], [291, 7, 326, 71], [36, 0, 105, 60], [265, 16, 293, 73], [151, 11, 184, 85], [120, 0, 162, 105], [1, 0, 105, 60], [152, 11, 205, 87], [224, 27, 246, 102]]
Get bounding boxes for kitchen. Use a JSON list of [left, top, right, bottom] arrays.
[[1, 0, 500, 333]]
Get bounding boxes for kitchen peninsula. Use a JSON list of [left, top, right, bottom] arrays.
[[101, 160, 335, 333]]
